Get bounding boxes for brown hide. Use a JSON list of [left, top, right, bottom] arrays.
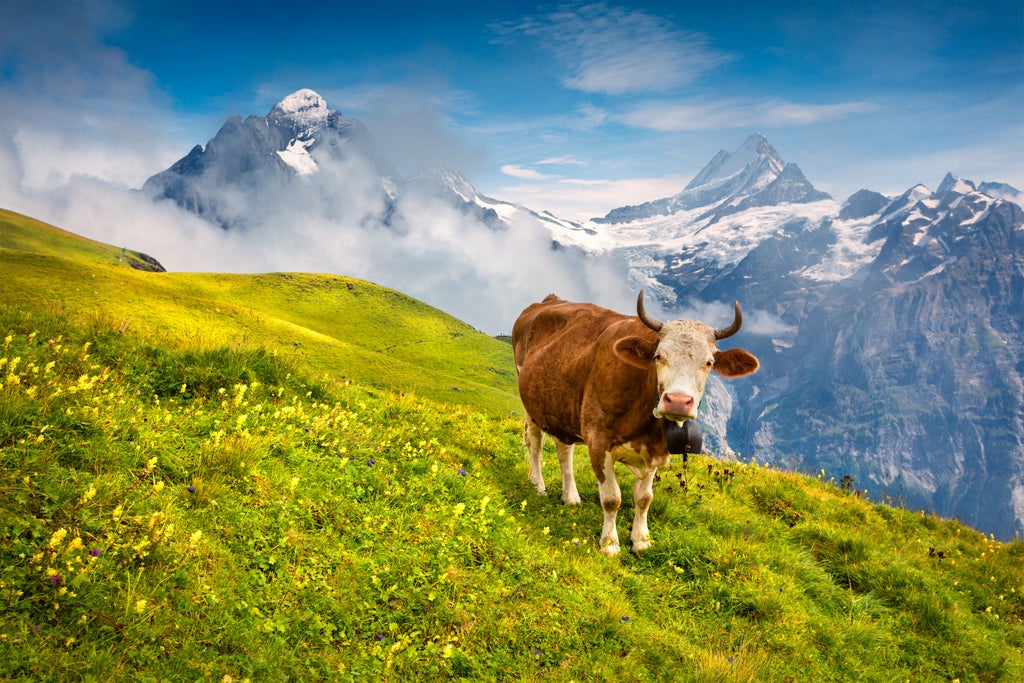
[[512, 295, 667, 480]]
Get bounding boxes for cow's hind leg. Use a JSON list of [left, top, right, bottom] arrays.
[[555, 440, 581, 505], [525, 419, 547, 495]]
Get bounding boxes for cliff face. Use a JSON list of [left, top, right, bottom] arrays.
[[737, 193, 1024, 537]]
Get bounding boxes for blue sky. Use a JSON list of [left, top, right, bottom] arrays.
[[2, 0, 1022, 220]]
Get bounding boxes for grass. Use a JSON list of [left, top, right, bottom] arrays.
[[0, 209, 519, 416], [1, 209, 1022, 681]]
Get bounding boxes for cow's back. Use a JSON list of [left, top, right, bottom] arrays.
[[512, 295, 622, 370], [512, 295, 640, 443]]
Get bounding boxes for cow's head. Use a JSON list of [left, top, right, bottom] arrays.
[[615, 291, 760, 422]]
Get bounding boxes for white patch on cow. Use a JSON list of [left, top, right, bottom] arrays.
[[598, 453, 622, 556], [610, 442, 669, 472], [630, 468, 657, 552], [651, 320, 716, 421], [607, 444, 660, 553]]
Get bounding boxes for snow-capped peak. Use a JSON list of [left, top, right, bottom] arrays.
[[684, 132, 783, 191], [268, 89, 329, 130], [936, 172, 977, 196]]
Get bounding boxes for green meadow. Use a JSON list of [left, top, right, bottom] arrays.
[[1, 208, 1021, 681]]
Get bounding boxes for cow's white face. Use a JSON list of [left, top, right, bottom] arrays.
[[617, 293, 761, 423], [651, 321, 717, 422]]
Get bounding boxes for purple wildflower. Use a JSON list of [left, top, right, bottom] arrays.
[[48, 573, 62, 585], [457, 469, 467, 477], [90, 549, 102, 557]]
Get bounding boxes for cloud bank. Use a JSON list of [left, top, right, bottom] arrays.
[[0, 110, 638, 335]]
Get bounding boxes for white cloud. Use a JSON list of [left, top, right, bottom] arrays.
[[536, 155, 586, 167], [0, 103, 634, 335], [322, 83, 486, 177], [620, 98, 877, 132], [0, 0, 186, 190], [500, 164, 559, 181], [494, 2, 732, 96]]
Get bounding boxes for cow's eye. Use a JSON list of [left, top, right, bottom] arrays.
[[653, 352, 662, 362], [705, 359, 714, 368]]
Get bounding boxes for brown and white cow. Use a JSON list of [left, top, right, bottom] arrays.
[[512, 292, 759, 555]]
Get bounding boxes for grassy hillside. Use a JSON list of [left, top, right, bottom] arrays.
[[1, 209, 1022, 681], [0, 209, 519, 415]]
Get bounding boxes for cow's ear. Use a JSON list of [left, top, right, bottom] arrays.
[[614, 335, 657, 368], [714, 348, 759, 377]]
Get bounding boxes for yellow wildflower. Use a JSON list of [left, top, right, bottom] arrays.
[[81, 484, 96, 504], [48, 528, 68, 549]]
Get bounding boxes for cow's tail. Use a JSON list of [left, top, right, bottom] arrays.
[[523, 419, 533, 478]]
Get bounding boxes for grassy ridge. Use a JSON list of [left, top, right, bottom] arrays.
[[1, 209, 1022, 681], [0, 209, 519, 415]]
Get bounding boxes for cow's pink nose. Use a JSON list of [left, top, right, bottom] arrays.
[[661, 392, 695, 416]]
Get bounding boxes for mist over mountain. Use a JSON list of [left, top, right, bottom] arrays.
[[141, 90, 1024, 540], [141, 90, 632, 333]]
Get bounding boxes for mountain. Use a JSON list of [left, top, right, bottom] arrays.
[[141, 92, 1024, 539], [142, 89, 546, 236], [594, 133, 830, 225], [735, 177, 1022, 534], [142, 89, 392, 228], [575, 139, 1024, 539]]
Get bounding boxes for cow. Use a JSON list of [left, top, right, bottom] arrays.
[[512, 292, 759, 555]]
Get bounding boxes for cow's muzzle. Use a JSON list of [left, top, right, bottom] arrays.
[[655, 392, 697, 421]]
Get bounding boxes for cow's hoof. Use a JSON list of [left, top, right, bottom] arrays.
[[562, 492, 582, 505], [599, 540, 621, 556], [631, 538, 652, 553]]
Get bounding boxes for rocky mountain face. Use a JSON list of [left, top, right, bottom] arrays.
[[142, 93, 1024, 539], [572, 137, 1023, 539], [143, 90, 381, 227], [142, 89, 501, 230], [735, 179, 1023, 538]]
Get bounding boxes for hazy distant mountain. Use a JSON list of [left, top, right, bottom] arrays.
[[141, 92, 1024, 539], [594, 133, 830, 225]]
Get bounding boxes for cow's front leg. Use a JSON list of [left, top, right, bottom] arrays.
[[555, 440, 581, 505], [525, 419, 547, 495], [597, 453, 622, 555], [630, 467, 657, 553]]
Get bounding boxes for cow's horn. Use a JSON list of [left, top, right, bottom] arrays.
[[714, 301, 743, 340], [636, 291, 663, 332]]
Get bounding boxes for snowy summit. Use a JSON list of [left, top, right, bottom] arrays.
[[268, 89, 330, 131]]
